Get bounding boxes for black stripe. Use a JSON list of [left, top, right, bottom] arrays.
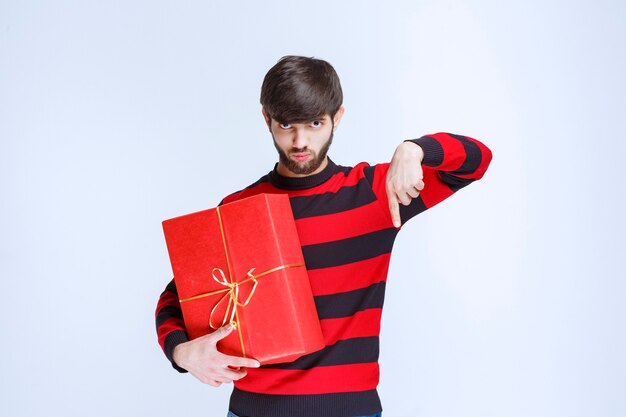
[[163, 330, 189, 358], [315, 282, 386, 320], [155, 305, 184, 329], [414, 136, 444, 166], [164, 280, 178, 294], [335, 164, 352, 175], [302, 228, 397, 270], [244, 174, 270, 190], [448, 133, 482, 176], [289, 178, 377, 220], [438, 172, 474, 192], [230, 388, 382, 417], [163, 330, 189, 372], [264, 336, 379, 370], [399, 195, 428, 223]]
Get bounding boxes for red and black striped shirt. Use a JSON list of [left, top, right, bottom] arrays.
[[156, 132, 492, 417]]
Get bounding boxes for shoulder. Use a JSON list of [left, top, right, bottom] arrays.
[[329, 161, 393, 187], [335, 161, 383, 178], [219, 174, 273, 205]]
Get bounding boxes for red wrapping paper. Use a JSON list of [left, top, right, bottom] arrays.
[[162, 193, 325, 364]]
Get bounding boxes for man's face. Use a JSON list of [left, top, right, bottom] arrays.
[[264, 107, 344, 177]]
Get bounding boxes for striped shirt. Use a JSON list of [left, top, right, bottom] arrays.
[[156, 132, 492, 417]]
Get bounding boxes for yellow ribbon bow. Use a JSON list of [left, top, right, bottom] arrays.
[[208, 266, 258, 330]]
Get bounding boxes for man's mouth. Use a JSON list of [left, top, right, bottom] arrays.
[[291, 152, 311, 162]]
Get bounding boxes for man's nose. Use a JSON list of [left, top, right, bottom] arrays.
[[292, 127, 308, 149]]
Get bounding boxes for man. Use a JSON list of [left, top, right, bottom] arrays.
[[156, 55, 492, 417]]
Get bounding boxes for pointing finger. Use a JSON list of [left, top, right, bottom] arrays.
[[388, 194, 401, 228]]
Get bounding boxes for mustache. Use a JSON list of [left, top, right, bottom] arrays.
[[290, 147, 309, 153]]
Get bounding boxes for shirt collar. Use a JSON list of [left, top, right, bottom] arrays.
[[268, 158, 337, 190]]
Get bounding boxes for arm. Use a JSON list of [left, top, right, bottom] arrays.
[[155, 279, 260, 386], [155, 278, 189, 372], [385, 132, 493, 227]]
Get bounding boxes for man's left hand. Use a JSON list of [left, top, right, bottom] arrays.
[[385, 141, 425, 228]]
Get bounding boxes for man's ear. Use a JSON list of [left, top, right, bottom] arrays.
[[261, 107, 272, 130], [332, 105, 345, 132]]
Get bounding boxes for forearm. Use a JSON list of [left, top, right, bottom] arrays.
[[405, 132, 492, 185], [155, 278, 189, 372], [386, 132, 492, 220]]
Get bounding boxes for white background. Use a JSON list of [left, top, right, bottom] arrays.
[[1, 1, 625, 416]]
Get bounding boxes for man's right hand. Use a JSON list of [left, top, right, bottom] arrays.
[[172, 323, 261, 387]]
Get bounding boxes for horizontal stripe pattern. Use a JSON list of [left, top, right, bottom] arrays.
[[307, 253, 392, 296], [264, 336, 379, 370], [295, 201, 392, 246], [158, 319, 185, 349], [319, 308, 383, 346], [399, 194, 428, 225], [155, 281, 184, 331], [439, 172, 474, 191], [229, 387, 382, 417], [302, 228, 397, 270], [155, 305, 184, 329], [314, 282, 386, 320], [448, 133, 483, 176], [235, 362, 380, 395], [290, 178, 377, 219]]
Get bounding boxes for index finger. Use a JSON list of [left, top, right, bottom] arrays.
[[388, 193, 401, 228], [222, 354, 261, 369]]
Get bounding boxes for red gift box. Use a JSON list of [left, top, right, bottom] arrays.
[[162, 193, 325, 364]]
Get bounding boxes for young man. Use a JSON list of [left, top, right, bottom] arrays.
[[156, 55, 492, 417]]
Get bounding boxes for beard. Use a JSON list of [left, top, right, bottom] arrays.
[[273, 131, 333, 176]]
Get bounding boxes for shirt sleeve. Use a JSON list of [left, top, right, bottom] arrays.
[[155, 278, 189, 373], [363, 132, 493, 227]]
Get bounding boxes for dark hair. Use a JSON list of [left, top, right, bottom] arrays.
[[260, 55, 343, 123]]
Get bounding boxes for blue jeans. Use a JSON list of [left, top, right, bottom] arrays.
[[228, 413, 381, 417]]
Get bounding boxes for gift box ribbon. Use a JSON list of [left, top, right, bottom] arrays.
[[178, 205, 305, 358]]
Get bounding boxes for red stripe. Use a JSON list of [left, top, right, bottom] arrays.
[[307, 253, 391, 296], [157, 318, 186, 350], [320, 309, 382, 346], [420, 167, 455, 208], [155, 289, 179, 313], [429, 133, 492, 178], [432, 132, 466, 171], [295, 201, 390, 246], [235, 362, 380, 395]]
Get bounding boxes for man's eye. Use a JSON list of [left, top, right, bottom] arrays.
[[311, 120, 321, 127], [279, 123, 291, 129]]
